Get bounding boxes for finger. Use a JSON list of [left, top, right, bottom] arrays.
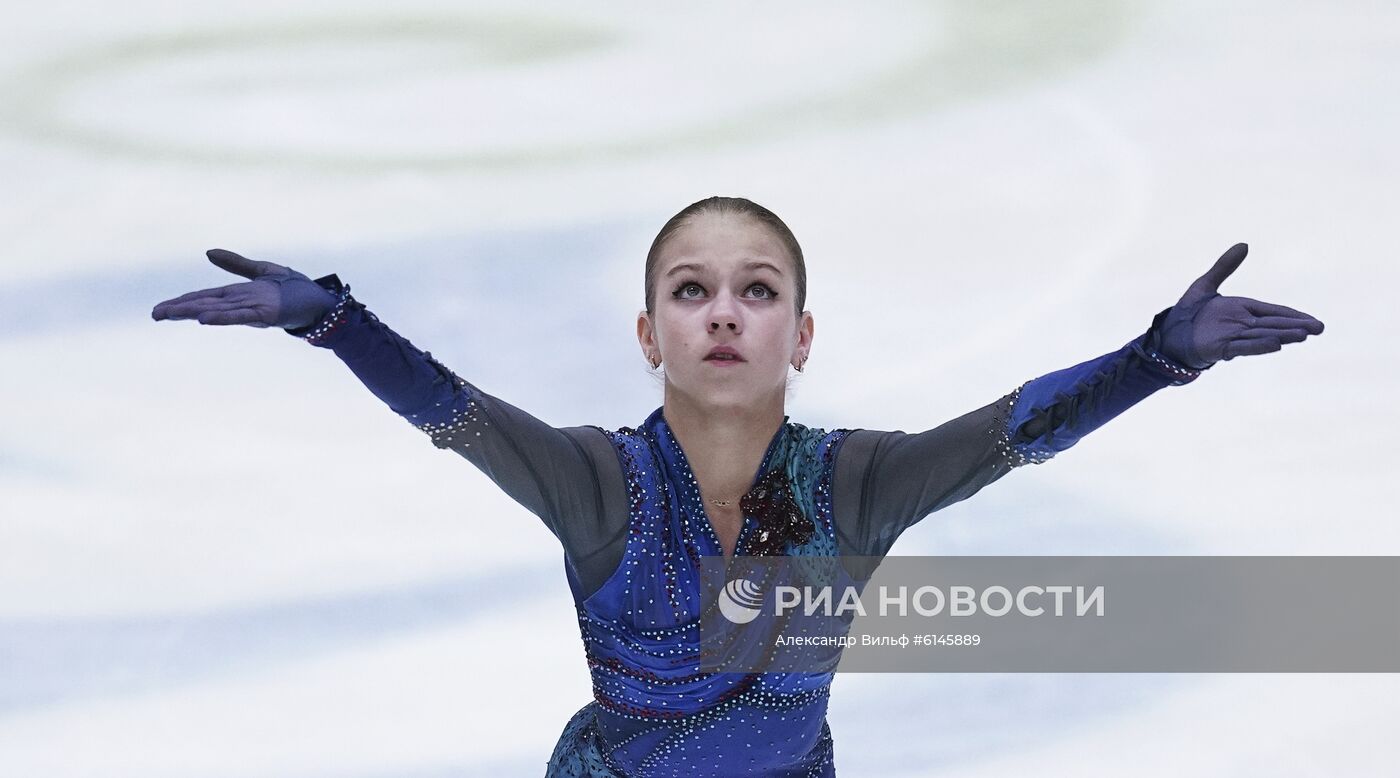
[[159, 299, 253, 320], [207, 248, 283, 280], [1238, 327, 1313, 344], [1247, 315, 1323, 333], [162, 299, 253, 320], [1244, 299, 1322, 331], [152, 285, 231, 313], [1249, 319, 1323, 336], [197, 308, 267, 326], [154, 299, 215, 320], [154, 301, 230, 320], [1221, 337, 1283, 360], [1188, 243, 1248, 297]]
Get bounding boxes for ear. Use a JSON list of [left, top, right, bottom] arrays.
[[637, 310, 657, 357], [794, 310, 815, 363]]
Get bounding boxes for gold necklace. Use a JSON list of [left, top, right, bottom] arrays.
[[709, 496, 740, 508]]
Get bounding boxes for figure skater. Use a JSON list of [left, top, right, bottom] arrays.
[[151, 196, 1322, 777]]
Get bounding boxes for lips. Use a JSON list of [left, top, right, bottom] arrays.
[[705, 346, 745, 362]]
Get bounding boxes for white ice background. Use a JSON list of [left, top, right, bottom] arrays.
[[0, 1, 1396, 776]]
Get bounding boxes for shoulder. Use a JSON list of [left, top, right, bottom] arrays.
[[557, 425, 628, 465], [785, 418, 855, 443], [572, 423, 656, 483], [785, 421, 881, 467], [780, 421, 858, 487], [572, 422, 641, 447]]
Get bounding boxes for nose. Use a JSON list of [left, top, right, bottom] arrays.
[[707, 294, 741, 333]]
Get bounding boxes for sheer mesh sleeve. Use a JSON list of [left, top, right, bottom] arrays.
[[833, 308, 1203, 559], [288, 275, 630, 593], [832, 393, 1020, 559]]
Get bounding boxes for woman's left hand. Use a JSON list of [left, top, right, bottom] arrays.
[[1156, 243, 1324, 369]]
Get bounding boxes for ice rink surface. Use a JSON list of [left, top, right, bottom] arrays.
[[1, 1, 1396, 775]]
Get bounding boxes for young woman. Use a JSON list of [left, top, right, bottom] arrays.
[[151, 196, 1323, 777]]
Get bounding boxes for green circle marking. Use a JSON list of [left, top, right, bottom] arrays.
[[0, 5, 1133, 172]]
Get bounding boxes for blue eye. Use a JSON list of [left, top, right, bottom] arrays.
[[672, 282, 705, 299], [670, 281, 778, 301]]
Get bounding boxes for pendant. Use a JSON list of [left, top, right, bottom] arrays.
[[739, 468, 811, 556]]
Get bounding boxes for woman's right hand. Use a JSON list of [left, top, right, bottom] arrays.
[[151, 249, 337, 330]]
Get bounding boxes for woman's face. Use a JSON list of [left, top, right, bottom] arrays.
[[637, 211, 813, 412]]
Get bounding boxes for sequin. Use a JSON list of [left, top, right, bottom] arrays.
[[298, 285, 354, 346], [291, 288, 1194, 774], [547, 408, 848, 777], [1143, 347, 1204, 382]]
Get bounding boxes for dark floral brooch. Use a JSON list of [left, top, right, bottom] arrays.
[[739, 468, 811, 556]]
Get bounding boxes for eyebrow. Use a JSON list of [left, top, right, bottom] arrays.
[[664, 261, 784, 277]]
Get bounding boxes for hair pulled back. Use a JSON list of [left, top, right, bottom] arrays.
[[643, 196, 806, 317]]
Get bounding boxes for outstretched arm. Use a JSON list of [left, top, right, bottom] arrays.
[[152, 250, 629, 592], [832, 329, 1183, 560], [833, 243, 1324, 559]]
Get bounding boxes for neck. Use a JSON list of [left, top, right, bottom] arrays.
[[662, 389, 785, 504]]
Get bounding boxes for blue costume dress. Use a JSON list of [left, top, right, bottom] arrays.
[[287, 276, 1204, 777]]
